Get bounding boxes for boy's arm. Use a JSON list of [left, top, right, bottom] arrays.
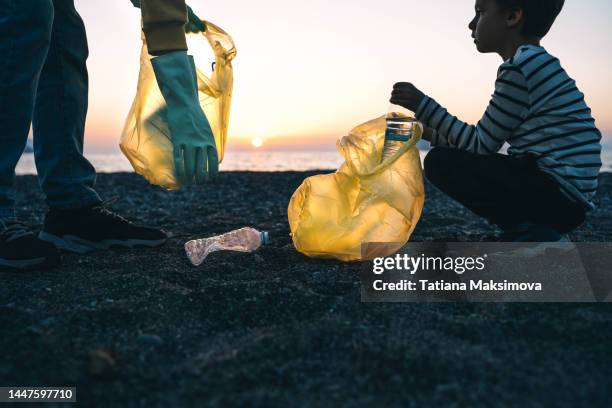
[[395, 65, 531, 154]]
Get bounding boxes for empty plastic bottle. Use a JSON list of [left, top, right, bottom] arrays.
[[382, 104, 417, 162], [185, 227, 269, 266]]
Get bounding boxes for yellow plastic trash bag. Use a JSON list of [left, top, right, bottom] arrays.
[[120, 20, 236, 190], [287, 116, 425, 261]]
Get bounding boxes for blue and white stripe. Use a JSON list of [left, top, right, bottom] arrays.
[[416, 44, 602, 209]]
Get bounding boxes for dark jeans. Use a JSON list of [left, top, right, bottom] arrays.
[[0, 0, 101, 221], [423, 148, 586, 234]]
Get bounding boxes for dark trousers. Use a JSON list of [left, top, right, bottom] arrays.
[[423, 148, 586, 234], [0, 0, 101, 220]]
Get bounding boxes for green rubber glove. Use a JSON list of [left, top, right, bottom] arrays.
[[130, 0, 206, 33], [152, 51, 219, 184]]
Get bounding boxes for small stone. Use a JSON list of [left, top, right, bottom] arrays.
[[88, 348, 118, 380], [24, 326, 43, 336], [137, 334, 164, 348]]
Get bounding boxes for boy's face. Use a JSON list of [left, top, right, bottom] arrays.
[[468, 0, 509, 54]]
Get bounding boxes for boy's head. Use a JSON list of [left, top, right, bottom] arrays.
[[469, 0, 565, 54]]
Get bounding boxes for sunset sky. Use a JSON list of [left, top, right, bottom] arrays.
[[76, 0, 612, 152]]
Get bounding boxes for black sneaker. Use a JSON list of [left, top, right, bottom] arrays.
[[1, 220, 61, 271], [39, 201, 168, 254], [495, 223, 573, 257], [499, 223, 565, 242]]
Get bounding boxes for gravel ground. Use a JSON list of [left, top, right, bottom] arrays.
[[1, 171, 611, 407]]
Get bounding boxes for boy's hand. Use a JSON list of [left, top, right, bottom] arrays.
[[390, 82, 425, 112]]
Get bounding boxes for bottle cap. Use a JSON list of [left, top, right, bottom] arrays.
[[260, 231, 269, 246]]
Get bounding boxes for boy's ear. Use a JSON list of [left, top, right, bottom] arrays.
[[505, 7, 524, 29]]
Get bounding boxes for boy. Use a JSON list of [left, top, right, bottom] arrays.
[[391, 0, 602, 241], [0, 0, 213, 271]]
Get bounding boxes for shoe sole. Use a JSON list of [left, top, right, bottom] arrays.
[[0, 254, 61, 272], [39, 232, 167, 254], [491, 240, 576, 258]]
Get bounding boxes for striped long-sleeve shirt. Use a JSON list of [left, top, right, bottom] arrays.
[[416, 44, 602, 209]]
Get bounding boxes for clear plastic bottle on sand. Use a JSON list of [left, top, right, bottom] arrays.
[[382, 104, 417, 162], [184, 227, 269, 266]]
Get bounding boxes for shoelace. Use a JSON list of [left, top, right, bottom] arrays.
[[0, 220, 32, 242], [90, 198, 132, 225]]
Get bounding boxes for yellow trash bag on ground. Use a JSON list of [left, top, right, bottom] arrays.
[[120, 21, 236, 190], [288, 116, 425, 261]]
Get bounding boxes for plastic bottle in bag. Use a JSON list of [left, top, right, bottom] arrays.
[[382, 104, 418, 162], [184, 227, 269, 266]]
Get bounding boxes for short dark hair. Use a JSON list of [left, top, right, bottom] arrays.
[[495, 0, 565, 38]]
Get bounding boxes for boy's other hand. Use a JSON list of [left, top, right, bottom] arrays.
[[390, 82, 425, 112]]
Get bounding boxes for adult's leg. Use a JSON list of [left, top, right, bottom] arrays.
[[34, 0, 168, 254], [140, 0, 187, 55], [32, 0, 101, 210], [0, 0, 54, 220]]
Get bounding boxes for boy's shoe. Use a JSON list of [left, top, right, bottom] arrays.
[[496, 223, 574, 257], [499, 223, 564, 242], [0, 220, 61, 271], [499, 223, 569, 242], [39, 202, 168, 254]]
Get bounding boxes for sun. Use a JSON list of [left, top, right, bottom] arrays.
[[251, 137, 264, 148]]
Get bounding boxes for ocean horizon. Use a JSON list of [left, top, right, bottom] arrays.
[[15, 145, 612, 175]]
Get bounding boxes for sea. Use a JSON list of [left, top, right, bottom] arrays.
[[14, 146, 612, 175]]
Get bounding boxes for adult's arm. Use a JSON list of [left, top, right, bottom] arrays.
[[140, 0, 189, 55]]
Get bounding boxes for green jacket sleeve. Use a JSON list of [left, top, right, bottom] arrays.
[[140, 0, 188, 55]]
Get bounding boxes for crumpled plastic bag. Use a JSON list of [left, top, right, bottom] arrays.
[[287, 116, 425, 261], [120, 20, 235, 190]]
